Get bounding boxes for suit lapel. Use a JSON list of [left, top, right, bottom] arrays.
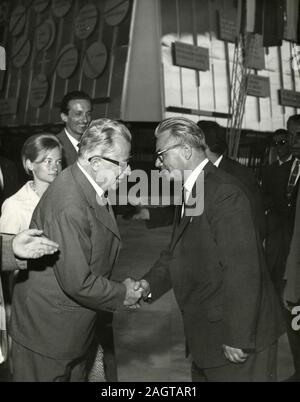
[[70, 164, 121, 240], [170, 162, 216, 250]]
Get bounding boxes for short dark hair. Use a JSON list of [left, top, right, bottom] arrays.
[[272, 128, 288, 139], [60, 91, 92, 115], [197, 120, 227, 155], [287, 114, 300, 133], [21, 133, 62, 175]]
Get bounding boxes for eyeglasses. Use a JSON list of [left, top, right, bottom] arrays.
[[155, 144, 183, 163], [88, 155, 132, 169], [273, 139, 287, 146]]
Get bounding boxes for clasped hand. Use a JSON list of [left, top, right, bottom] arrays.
[[123, 278, 150, 308]]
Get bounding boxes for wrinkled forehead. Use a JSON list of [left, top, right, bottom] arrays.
[[156, 130, 177, 151]]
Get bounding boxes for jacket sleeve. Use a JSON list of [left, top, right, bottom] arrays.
[[207, 184, 261, 351], [0, 234, 19, 272], [32, 207, 126, 312], [284, 190, 300, 303]]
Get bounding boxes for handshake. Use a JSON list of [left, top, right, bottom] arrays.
[[123, 278, 151, 308]]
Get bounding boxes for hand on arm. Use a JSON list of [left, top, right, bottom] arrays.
[[12, 229, 59, 259]]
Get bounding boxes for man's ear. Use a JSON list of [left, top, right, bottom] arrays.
[[182, 144, 192, 160], [60, 112, 68, 123]]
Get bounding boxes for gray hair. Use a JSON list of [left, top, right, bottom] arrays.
[[78, 118, 131, 158], [155, 117, 206, 151]]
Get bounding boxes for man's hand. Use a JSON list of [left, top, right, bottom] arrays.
[[123, 278, 143, 307], [138, 279, 151, 301], [12, 229, 59, 259], [223, 345, 249, 364]]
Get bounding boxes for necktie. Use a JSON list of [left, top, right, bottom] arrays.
[[287, 160, 300, 202]]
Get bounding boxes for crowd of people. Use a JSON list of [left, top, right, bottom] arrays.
[[0, 90, 299, 382]]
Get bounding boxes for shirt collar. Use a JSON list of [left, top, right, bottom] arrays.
[[184, 158, 209, 196], [214, 155, 223, 167], [77, 162, 104, 200], [278, 154, 293, 165], [65, 128, 80, 151]]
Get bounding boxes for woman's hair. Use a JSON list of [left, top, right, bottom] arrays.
[[21, 133, 62, 175]]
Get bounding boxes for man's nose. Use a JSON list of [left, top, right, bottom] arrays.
[[125, 165, 131, 176], [155, 158, 162, 169]]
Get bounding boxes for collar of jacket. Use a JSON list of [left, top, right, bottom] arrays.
[[69, 163, 120, 240]]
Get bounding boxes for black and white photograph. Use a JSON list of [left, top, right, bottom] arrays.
[[0, 0, 300, 385]]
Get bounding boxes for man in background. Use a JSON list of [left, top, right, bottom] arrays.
[[262, 128, 295, 295], [281, 114, 300, 381], [57, 91, 92, 167]]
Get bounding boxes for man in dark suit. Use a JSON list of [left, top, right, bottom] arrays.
[[281, 114, 300, 381], [262, 129, 295, 295], [135, 117, 284, 382], [57, 91, 92, 167], [10, 119, 141, 382]]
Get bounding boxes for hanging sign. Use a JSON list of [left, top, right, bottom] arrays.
[[279, 89, 300, 108], [219, 15, 237, 43], [172, 41, 209, 71], [247, 75, 270, 98], [245, 34, 265, 70]]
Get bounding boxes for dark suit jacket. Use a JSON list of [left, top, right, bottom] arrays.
[[144, 162, 284, 368], [285, 190, 300, 303], [10, 163, 126, 360], [262, 159, 299, 272], [56, 129, 78, 168], [219, 156, 266, 241], [0, 156, 19, 208]]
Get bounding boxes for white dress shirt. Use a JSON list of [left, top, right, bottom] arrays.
[[65, 129, 79, 151]]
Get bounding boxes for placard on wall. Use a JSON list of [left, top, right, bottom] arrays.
[[172, 41, 209, 71]]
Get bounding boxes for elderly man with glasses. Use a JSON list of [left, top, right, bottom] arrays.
[[9, 119, 141, 382]]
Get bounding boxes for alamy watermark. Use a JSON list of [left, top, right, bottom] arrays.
[[0, 45, 5, 70], [291, 306, 300, 331], [95, 168, 205, 218]]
